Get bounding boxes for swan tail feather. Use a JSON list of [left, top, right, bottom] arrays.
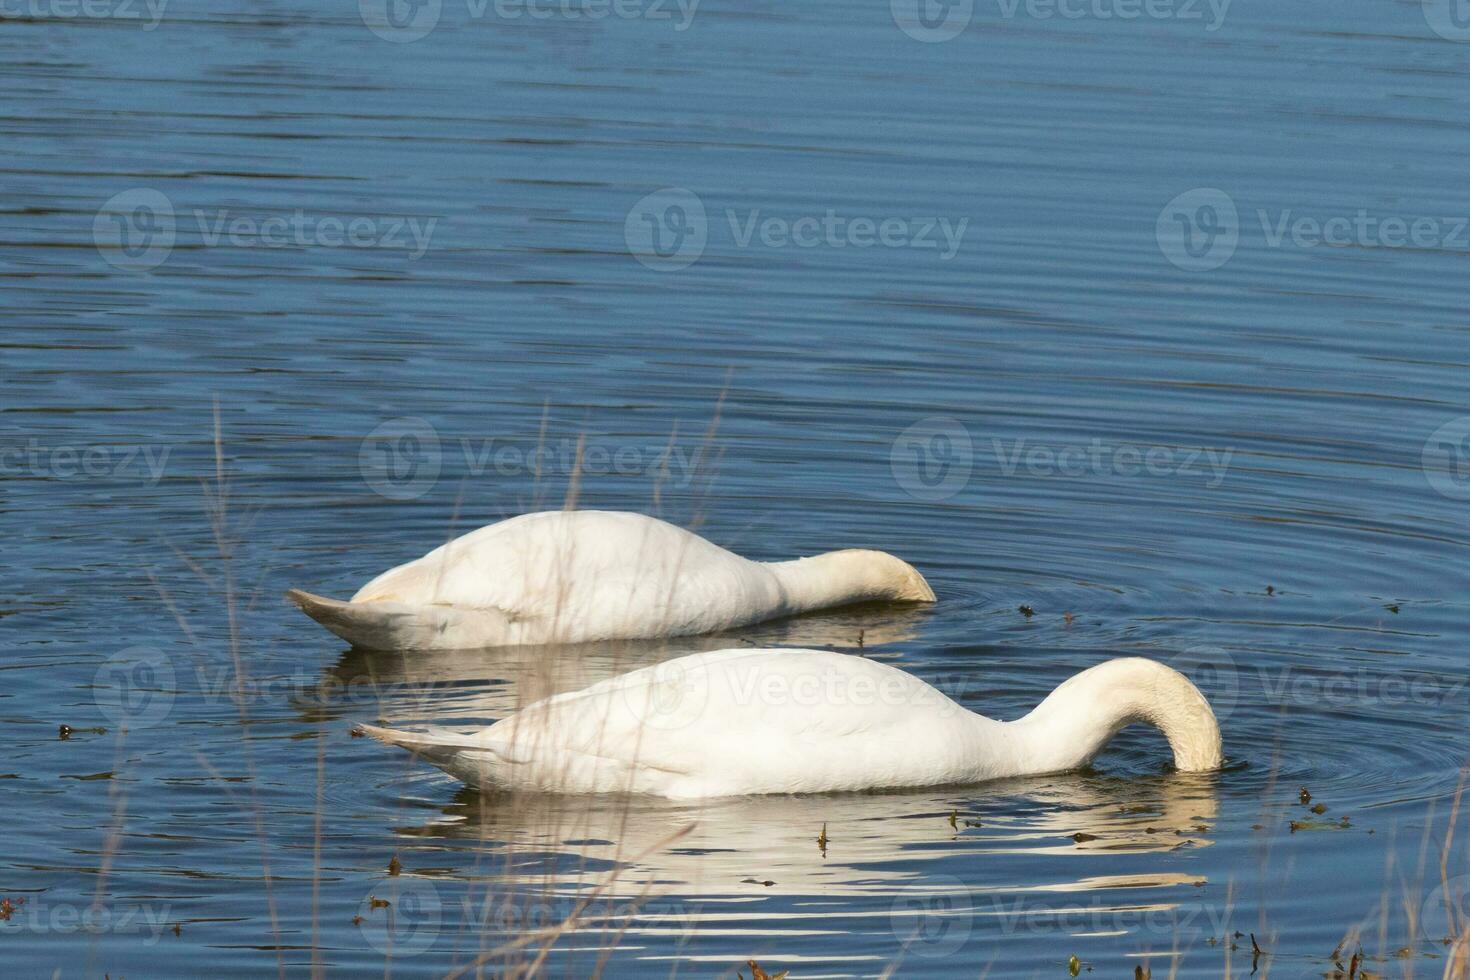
[[286, 588, 511, 650], [355, 723, 532, 788]]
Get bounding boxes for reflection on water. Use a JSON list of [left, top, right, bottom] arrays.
[[304, 601, 930, 724], [378, 772, 1219, 973]]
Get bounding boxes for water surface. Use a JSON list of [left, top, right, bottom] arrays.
[[3, 0, 1470, 975]]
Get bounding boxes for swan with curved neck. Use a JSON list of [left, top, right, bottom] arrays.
[[357, 651, 1223, 797], [288, 511, 934, 650]]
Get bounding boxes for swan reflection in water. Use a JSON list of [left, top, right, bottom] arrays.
[[368, 771, 1218, 972], [303, 601, 934, 725]]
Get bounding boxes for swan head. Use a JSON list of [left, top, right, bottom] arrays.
[[1018, 657, 1223, 774]]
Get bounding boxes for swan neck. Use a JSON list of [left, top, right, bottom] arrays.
[[767, 550, 932, 612], [1009, 658, 1223, 774]]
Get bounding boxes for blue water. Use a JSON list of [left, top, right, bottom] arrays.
[[3, 0, 1470, 975]]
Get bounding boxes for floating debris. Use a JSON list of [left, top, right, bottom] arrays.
[[1134, 965, 1151, 980], [1310, 803, 1328, 815], [387, 856, 401, 876], [0, 896, 25, 921], [857, 629, 865, 648], [369, 896, 390, 910], [740, 878, 776, 887], [816, 823, 828, 857], [1063, 611, 1075, 626], [1299, 786, 1312, 805], [1071, 832, 1098, 843], [1265, 585, 1274, 596], [1019, 605, 1035, 618], [58, 725, 72, 741], [1068, 953, 1081, 976], [745, 960, 788, 980], [948, 809, 958, 831], [1385, 604, 1399, 614], [350, 728, 365, 738]]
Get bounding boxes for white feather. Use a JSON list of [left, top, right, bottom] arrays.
[[291, 511, 933, 649], [358, 650, 1223, 798]]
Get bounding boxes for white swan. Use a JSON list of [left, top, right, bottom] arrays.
[[357, 650, 1223, 798], [289, 511, 934, 650]]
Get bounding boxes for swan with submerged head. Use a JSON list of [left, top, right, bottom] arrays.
[[357, 649, 1223, 798], [288, 511, 934, 650]]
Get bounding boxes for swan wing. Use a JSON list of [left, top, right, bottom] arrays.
[[484, 648, 965, 784]]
